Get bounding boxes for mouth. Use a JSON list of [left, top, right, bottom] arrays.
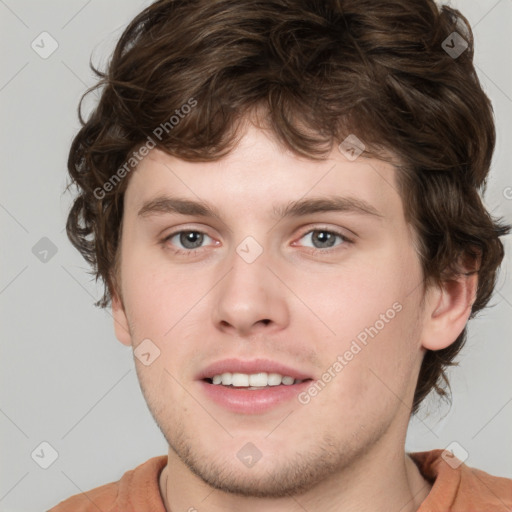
[[204, 372, 309, 389], [197, 359, 314, 413]]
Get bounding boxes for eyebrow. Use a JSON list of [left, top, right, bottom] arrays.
[[137, 195, 384, 221]]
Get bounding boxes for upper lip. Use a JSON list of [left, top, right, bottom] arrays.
[[197, 358, 313, 381]]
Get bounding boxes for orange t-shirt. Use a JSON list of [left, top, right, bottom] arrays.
[[48, 449, 512, 511]]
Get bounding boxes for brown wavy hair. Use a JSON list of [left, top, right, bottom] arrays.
[[65, 0, 510, 414]]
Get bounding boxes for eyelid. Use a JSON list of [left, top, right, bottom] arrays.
[[161, 224, 355, 253], [162, 227, 217, 249], [292, 226, 354, 250], [161, 223, 216, 240], [295, 223, 354, 240]]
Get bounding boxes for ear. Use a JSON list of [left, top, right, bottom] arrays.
[[420, 271, 478, 351], [112, 290, 132, 347]]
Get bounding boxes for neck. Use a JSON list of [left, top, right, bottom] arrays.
[[158, 441, 432, 512]]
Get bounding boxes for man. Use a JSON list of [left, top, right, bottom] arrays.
[[51, 0, 512, 510]]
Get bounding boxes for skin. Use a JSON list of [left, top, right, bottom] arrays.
[[112, 122, 477, 512]]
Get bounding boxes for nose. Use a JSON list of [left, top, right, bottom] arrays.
[[212, 243, 290, 338]]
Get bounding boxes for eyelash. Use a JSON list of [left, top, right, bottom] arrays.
[[161, 227, 353, 257]]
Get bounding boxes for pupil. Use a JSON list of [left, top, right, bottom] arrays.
[[178, 231, 335, 250], [181, 231, 203, 249], [314, 231, 335, 248]]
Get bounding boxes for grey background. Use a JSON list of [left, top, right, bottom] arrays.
[[0, 1, 511, 511]]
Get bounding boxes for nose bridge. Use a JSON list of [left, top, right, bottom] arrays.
[[212, 235, 289, 335]]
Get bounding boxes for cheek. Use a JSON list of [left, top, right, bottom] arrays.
[[305, 309, 421, 428], [121, 254, 199, 338], [290, 258, 403, 343], [121, 258, 216, 382], [294, 252, 423, 402]]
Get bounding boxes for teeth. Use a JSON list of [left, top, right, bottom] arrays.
[[249, 372, 267, 387], [231, 373, 249, 387], [221, 372, 232, 385], [209, 372, 301, 387], [267, 373, 282, 386]]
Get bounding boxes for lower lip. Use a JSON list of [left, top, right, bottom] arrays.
[[199, 380, 311, 414]]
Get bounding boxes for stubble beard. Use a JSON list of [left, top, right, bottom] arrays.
[[156, 413, 388, 498]]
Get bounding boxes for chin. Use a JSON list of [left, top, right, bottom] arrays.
[[165, 426, 358, 498], [187, 455, 341, 498]]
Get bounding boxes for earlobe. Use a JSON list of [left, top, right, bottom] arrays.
[[112, 291, 132, 347], [421, 272, 478, 351]]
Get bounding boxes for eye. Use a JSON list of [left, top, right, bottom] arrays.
[[162, 227, 352, 256], [295, 228, 352, 251], [163, 230, 215, 254]]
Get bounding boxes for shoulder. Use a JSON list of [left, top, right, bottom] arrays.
[[411, 449, 512, 510], [47, 481, 118, 512], [47, 456, 168, 512]]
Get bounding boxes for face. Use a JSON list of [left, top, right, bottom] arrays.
[[113, 124, 430, 497]]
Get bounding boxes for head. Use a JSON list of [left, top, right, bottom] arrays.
[[66, 0, 509, 497]]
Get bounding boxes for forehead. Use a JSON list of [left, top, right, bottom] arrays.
[[124, 125, 404, 224]]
